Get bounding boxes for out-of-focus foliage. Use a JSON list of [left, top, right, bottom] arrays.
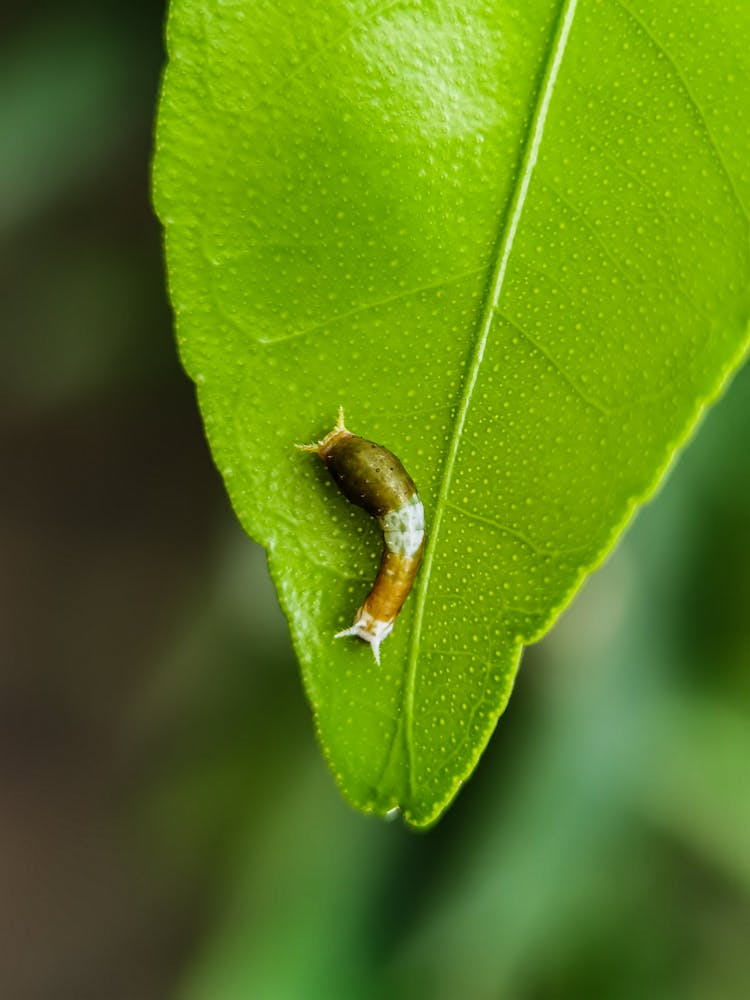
[[2, 2, 749, 999]]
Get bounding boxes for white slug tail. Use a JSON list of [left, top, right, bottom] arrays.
[[335, 608, 394, 665]]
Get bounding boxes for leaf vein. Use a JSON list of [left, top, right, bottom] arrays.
[[611, 0, 749, 223], [257, 266, 484, 346], [401, 0, 581, 803], [496, 309, 612, 415]]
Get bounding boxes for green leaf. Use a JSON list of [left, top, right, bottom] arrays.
[[153, 0, 750, 827]]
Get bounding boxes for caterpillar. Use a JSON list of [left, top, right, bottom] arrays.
[[297, 407, 425, 664]]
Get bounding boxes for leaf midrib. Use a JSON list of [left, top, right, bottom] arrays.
[[399, 0, 580, 811]]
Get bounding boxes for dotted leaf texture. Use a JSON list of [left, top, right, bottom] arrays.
[[153, 0, 750, 827]]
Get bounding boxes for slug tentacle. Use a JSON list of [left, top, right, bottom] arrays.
[[298, 408, 425, 662]]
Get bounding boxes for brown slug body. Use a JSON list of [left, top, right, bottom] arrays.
[[297, 408, 425, 663]]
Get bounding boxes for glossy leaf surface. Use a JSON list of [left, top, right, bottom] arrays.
[[153, 0, 750, 825]]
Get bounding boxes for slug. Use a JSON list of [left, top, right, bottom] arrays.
[[298, 408, 425, 663]]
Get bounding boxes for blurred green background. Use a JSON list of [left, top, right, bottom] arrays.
[[2, 2, 748, 998]]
